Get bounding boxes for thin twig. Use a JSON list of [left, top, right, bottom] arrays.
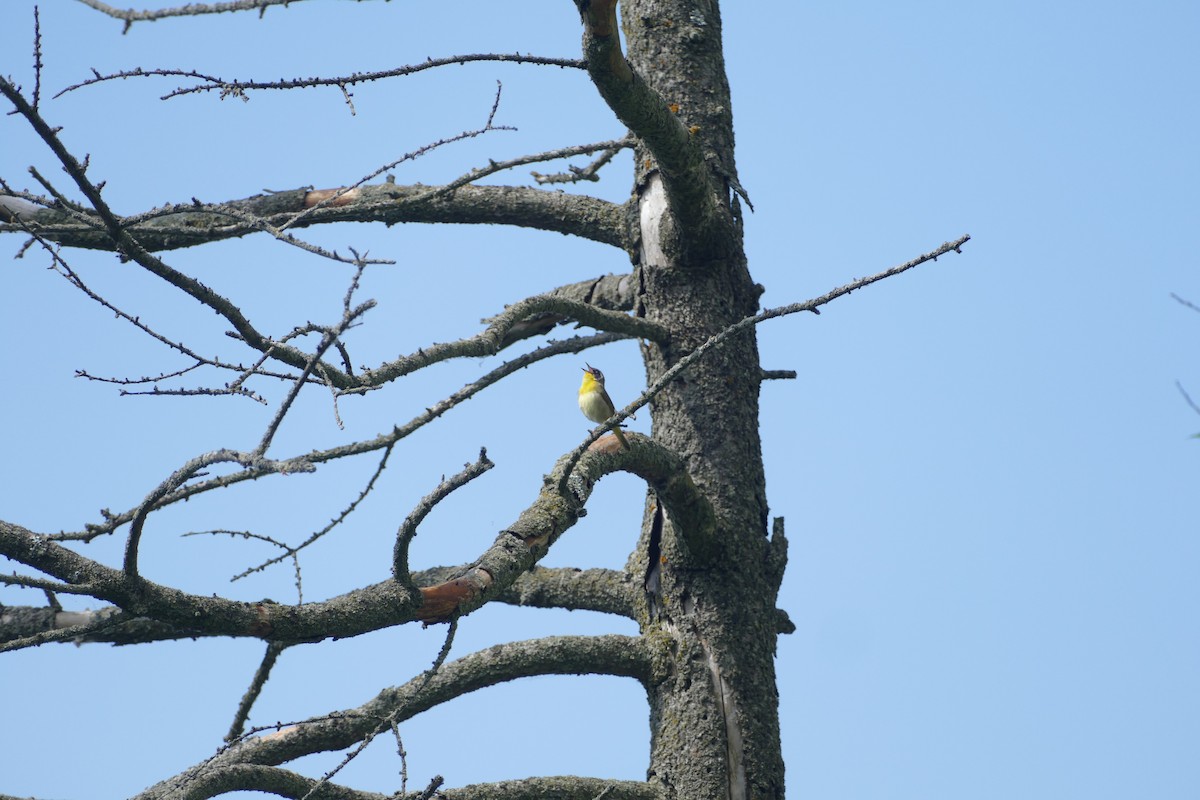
[[226, 642, 288, 742], [254, 262, 374, 457], [57, 52, 584, 97], [404, 135, 633, 207], [31, 7, 43, 110], [533, 137, 632, 184], [231, 443, 394, 584], [77, 0, 298, 30], [297, 620, 459, 800], [1170, 293, 1200, 314], [1176, 380, 1200, 417]]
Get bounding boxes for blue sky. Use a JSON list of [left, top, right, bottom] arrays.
[[1, 2, 1197, 798]]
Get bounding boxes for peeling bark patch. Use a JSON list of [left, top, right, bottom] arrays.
[[702, 637, 746, 800]]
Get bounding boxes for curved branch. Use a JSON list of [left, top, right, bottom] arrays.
[[139, 635, 653, 799], [393, 450, 495, 590], [78, 0, 302, 28], [142, 762, 390, 800]]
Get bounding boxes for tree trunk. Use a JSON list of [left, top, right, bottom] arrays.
[[621, 2, 786, 798]]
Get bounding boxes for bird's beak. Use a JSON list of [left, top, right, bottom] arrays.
[[583, 363, 593, 372]]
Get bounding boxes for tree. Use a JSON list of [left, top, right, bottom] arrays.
[[0, 2, 967, 799]]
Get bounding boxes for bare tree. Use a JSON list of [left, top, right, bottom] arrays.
[[0, 2, 968, 798]]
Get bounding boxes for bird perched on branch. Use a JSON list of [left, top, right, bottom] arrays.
[[578, 363, 630, 449]]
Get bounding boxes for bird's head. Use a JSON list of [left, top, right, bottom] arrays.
[[582, 363, 605, 385]]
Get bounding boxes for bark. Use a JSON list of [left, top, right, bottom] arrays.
[[580, 1, 786, 798], [0, 184, 631, 253]]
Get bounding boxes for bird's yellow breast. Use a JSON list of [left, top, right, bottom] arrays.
[[578, 373, 613, 423]]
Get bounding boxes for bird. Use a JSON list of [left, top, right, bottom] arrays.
[[578, 363, 630, 449]]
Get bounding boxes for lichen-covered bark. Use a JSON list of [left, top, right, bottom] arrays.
[[612, 1, 786, 798]]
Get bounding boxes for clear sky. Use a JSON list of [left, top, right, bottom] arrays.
[[1, 2, 1197, 799]]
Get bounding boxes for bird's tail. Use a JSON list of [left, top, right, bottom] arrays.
[[611, 426, 630, 449]]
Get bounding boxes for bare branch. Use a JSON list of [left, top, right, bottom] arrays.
[[125, 449, 310, 579], [362, 294, 664, 388], [253, 272, 374, 457], [144, 635, 653, 797], [393, 450, 495, 591], [77, 0, 301, 30], [61, 54, 584, 98], [231, 445, 395, 584], [142, 762, 391, 800], [471, 566, 638, 619], [279, 82, 515, 229], [402, 136, 633, 208], [0, 605, 138, 653], [410, 565, 638, 619], [13, 222, 290, 397], [0, 184, 630, 253], [30, 6, 43, 110], [1171, 292, 1200, 314], [226, 642, 288, 743], [486, 272, 639, 348], [0, 567, 637, 650], [437, 778, 660, 800], [534, 138, 630, 184], [1176, 380, 1200, 418]]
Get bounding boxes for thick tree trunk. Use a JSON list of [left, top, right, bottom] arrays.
[[621, 2, 786, 798]]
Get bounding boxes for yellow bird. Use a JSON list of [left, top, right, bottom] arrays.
[[578, 363, 630, 449]]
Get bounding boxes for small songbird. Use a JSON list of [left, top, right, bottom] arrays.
[[578, 363, 630, 449]]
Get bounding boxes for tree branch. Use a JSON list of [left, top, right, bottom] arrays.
[[416, 566, 639, 619], [576, 0, 722, 255], [436, 777, 660, 800], [78, 0, 303, 29], [361, 294, 664, 389], [138, 635, 653, 799], [393, 450, 495, 592], [0, 183, 630, 253], [0, 567, 638, 648], [62, 54, 584, 97]]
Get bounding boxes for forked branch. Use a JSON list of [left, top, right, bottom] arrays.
[[576, 0, 722, 254]]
